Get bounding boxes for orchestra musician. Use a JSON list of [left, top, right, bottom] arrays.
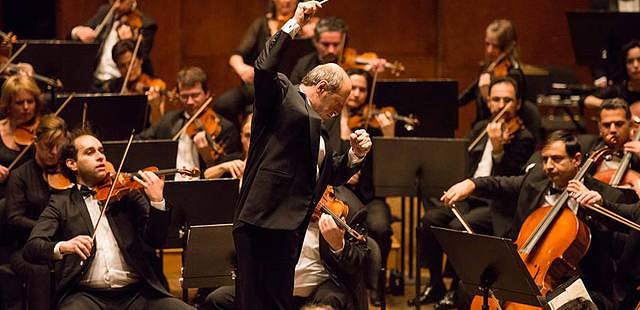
[[137, 66, 241, 180], [204, 113, 252, 179], [205, 188, 369, 310], [585, 40, 640, 109], [71, 0, 157, 90], [4, 115, 68, 310], [212, 0, 317, 125], [22, 130, 194, 310], [413, 77, 534, 307], [0, 75, 43, 197], [233, 1, 371, 308], [442, 131, 631, 309], [324, 68, 395, 305], [106, 39, 169, 125]]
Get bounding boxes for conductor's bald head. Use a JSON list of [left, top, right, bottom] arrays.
[[300, 63, 351, 120]]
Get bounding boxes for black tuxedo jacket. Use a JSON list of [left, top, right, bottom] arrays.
[[79, 4, 157, 76], [23, 188, 171, 301], [235, 30, 359, 231]]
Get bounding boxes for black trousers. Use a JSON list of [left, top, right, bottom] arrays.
[[365, 199, 393, 272], [419, 199, 492, 290], [233, 223, 306, 310], [58, 282, 192, 310]]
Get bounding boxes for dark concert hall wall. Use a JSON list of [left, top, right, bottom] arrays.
[[49, 0, 590, 137]]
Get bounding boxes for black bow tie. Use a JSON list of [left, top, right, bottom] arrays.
[[548, 186, 564, 195], [79, 185, 96, 198]]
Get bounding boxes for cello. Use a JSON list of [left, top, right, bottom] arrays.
[[593, 122, 640, 197], [469, 146, 613, 310]]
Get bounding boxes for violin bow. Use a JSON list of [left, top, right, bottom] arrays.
[[7, 94, 75, 171], [120, 34, 143, 94], [93, 2, 117, 37], [90, 130, 135, 243], [171, 96, 214, 141], [0, 42, 27, 76]]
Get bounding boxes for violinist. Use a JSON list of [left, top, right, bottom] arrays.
[[70, 0, 157, 90], [204, 113, 251, 179], [3, 114, 68, 310], [442, 131, 626, 309], [0, 75, 43, 197], [204, 186, 369, 310], [585, 40, 640, 109], [137, 66, 240, 179], [213, 0, 317, 124], [22, 130, 194, 310], [413, 77, 534, 307], [106, 39, 168, 125]]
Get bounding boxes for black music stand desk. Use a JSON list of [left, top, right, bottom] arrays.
[[372, 137, 468, 306], [55, 93, 148, 140], [103, 139, 177, 173], [432, 227, 544, 308], [164, 178, 240, 248]]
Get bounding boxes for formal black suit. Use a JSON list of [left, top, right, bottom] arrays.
[[22, 188, 179, 307], [77, 4, 157, 78], [136, 109, 241, 175], [471, 164, 628, 309], [233, 28, 361, 309]]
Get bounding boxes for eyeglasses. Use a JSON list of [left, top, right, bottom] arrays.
[[179, 91, 204, 102]]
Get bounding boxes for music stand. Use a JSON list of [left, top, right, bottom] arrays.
[[103, 139, 177, 173], [55, 93, 148, 140], [372, 79, 458, 138], [372, 137, 468, 307], [432, 227, 544, 308], [182, 224, 235, 295], [14, 40, 99, 91], [163, 178, 239, 248]]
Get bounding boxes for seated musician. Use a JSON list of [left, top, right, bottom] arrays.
[[212, 0, 317, 125], [106, 39, 168, 125], [203, 190, 369, 310], [442, 131, 629, 309], [324, 68, 394, 305], [0, 75, 43, 197], [587, 98, 640, 198], [71, 0, 157, 90], [137, 66, 241, 180], [4, 115, 68, 310], [204, 113, 251, 179], [585, 40, 640, 109], [22, 130, 193, 310], [413, 76, 534, 307]]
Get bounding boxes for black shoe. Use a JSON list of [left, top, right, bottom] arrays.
[[434, 290, 457, 309], [408, 285, 445, 306]]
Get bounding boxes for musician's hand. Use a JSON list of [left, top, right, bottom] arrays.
[[14, 63, 34, 77], [376, 112, 395, 137], [0, 165, 10, 183], [146, 86, 161, 102], [59, 235, 93, 260], [294, 1, 323, 26], [193, 131, 208, 149], [350, 129, 371, 158], [624, 141, 640, 158], [236, 64, 255, 84], [222, 159, 246, 178], [487, 120, 506, 152], [441, 179, 476, 206], [367, 58, 387, 74], [74, 26, 97, 43], [133, 170, 164, 203], [594, 76, 608, 88], [319, 213, 345, 251], [116, 24, 134, 41], [347, 171, 361, 185], [567, 180, 602, 206]]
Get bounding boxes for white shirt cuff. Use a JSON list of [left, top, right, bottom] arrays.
[[281, 19, 301, 38], [348, 148, 365, 167], [53, 242, 64, 260], [150, 199, 166, 211]]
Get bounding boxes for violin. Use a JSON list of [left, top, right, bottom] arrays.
[[14, 116, 39, 146], [467, 102, 522, 152], [94, 161, 200, 205], [348, 104, 419, 132], [313, 186, 366, 243], [341, 48, 405, 76], [173, 97, 226, 164], [594, 123, 640, 192]]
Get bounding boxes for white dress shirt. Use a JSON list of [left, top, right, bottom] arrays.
[[175, 112, 201, 181]]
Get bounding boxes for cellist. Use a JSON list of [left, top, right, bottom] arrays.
[[442, 131, 626, 309]]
